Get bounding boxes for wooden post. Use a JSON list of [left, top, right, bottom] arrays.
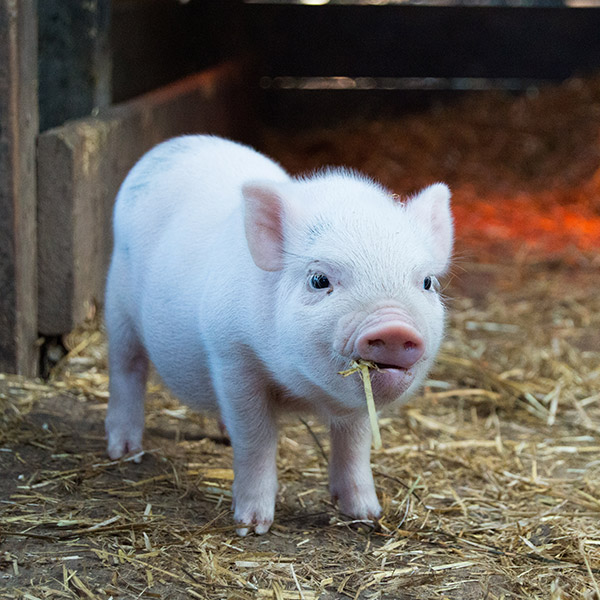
[[38, 0, 111, 132], [0, 0, 39, 375]]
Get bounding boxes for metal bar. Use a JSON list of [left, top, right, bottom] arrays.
[[260, 75, 551, 90], [246, 0, 600, 7]]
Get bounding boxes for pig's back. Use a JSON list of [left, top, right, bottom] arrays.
[[112, 135, 289, 295], [113, 135, 289, 260]]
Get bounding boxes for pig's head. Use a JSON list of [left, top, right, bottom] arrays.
[[243, 171, 453, 411]]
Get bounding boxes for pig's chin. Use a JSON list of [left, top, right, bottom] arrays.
[[368, 367, 412, 403]]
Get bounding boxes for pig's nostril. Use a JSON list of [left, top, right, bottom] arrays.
[[368, 339, 385, 348], [367, 338, 419, 351]]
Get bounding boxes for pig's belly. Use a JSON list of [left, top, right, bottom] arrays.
[[148, 342, 218, 412], [132, 220, 225, 411], [138, 288, 219, 412]]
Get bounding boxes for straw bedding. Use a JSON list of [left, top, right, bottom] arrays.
[[1, 76, 599, 599]]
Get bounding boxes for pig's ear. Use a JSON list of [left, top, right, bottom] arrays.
[[243, 182, 288, 271], [407, 183, 453, 271]]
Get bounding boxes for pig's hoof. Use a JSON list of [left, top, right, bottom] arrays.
[[106, 431, 143, 462], [332, 487, 382, 521], [234, 509, 274, 536], [235, 520, 272, 537], [233, 496, 275, 536]]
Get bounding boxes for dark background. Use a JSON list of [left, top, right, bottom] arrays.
[[38, 0, 600, 131]]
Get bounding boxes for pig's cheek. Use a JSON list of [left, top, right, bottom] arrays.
[[415, 301, 443, 357], [333, 310, 369, 357]]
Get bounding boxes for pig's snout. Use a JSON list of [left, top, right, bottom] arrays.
[[356, 322, 424, 370]]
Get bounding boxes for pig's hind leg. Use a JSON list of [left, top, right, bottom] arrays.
[[105, 274, 149, 461]]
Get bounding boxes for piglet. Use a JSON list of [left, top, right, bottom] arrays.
[[105, 135, 453, 535]]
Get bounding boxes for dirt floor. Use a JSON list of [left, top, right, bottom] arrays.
[[2, 78, 600, 599]]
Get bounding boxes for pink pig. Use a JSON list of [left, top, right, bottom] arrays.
[[105, 135, 453, 535]]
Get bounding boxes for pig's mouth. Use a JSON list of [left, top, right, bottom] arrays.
[[372, 362, 407, 372]]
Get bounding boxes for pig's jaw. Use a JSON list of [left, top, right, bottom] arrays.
[[334, 355, 429, 408], [364, 363, 422, 405]]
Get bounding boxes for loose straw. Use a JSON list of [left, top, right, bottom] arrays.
[[339, 360, 382, 449]]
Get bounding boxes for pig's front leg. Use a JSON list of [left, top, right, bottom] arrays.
[[218, 380, 279, 536], [329, 414, 382, 520]]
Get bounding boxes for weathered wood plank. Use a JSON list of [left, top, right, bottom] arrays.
[[37, 61, 254, 335], [0, 0, 39, 375]]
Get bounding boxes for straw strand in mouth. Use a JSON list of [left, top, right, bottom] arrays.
[[339, 360, 382, 450]]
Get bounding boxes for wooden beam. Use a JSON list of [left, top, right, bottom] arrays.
[[37, 61, 254, 335], [0, 0, 39, 375]]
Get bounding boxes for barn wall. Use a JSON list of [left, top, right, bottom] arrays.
[[37, 62, 254, 336]]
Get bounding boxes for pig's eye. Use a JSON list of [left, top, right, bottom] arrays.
[[309, 272, 331, 291], [423, 276, 439, 291]]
